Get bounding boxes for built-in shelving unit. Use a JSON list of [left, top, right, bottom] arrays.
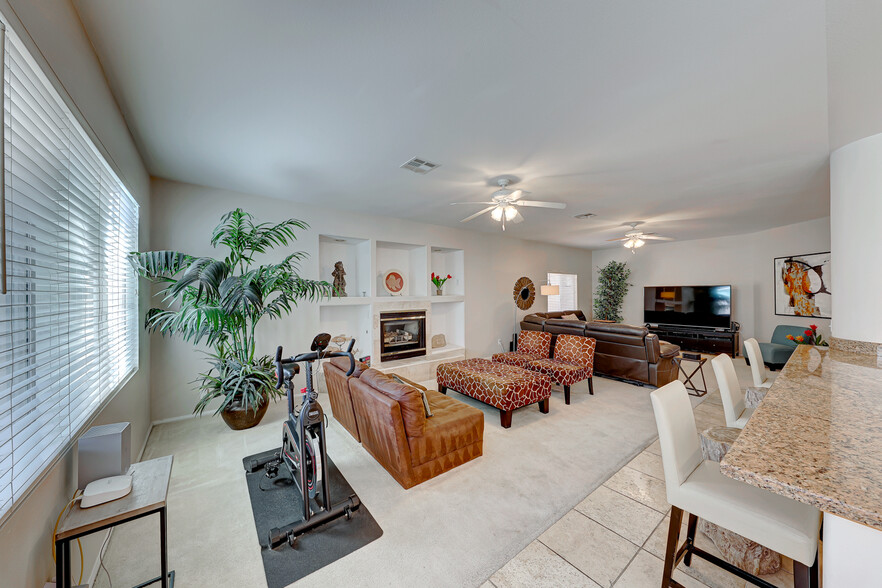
[[315, 236, 466, 379], [430, 247, 464, 296], [318, 234, 372, 298]]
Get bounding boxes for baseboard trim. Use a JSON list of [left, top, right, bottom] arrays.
[[152, 413, 198, 426]]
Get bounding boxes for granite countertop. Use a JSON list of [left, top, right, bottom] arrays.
[[720, 344, 882, 530]]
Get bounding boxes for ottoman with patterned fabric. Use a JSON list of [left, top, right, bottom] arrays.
[[436, 358, 552, 428]]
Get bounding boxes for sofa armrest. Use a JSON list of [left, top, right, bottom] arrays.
[[645, 333, 661, 363], [350, 379, 412, 480], [522, 314, 547, 326]]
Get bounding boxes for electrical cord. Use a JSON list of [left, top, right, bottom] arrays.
[[52, 491, 84, 586], [98, 528, 113, 588]]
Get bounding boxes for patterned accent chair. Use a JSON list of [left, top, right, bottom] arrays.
[[491, 330, 552, 368], [526, 334, 596, 404]]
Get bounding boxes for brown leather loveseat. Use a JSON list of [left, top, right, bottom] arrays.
[[323, 358, 484, 489], [520, 312, 679, 387]]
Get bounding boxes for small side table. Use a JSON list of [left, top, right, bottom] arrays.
[[55, 455, 174, 588], [673, 355, 708, 396]]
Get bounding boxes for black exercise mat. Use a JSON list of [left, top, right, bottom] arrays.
[[243, 448, 383, 587]]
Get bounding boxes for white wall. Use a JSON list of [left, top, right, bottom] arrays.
[[149, 178, 593, 421], [0, 2, 151, 586], [591, 217, 831, 345], [830, 132, 882, 343]]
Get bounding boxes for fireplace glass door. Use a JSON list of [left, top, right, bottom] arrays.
[[379, 311, 426, 361]]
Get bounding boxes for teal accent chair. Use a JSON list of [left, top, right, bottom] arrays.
[[743, 325, 804, 370]]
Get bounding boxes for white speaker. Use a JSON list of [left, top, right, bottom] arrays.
[[77, 422, 131, 489]]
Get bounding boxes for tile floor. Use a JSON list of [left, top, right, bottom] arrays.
[[486, 388, 798, 588]]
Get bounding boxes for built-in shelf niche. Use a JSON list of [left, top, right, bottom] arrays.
[[318, 234, 372, 298], [319, 304, 372, 360], [430, 300, 465, 349], [376, 240, 428, 297], [430, 246, 464, 296]]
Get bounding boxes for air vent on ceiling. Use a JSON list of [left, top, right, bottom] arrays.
[[400, 157, 440, 174], [574, 213, 596, 219]]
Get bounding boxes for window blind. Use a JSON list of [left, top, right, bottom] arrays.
[[547, 273, 578, 313], [0, 23, 139, 522]]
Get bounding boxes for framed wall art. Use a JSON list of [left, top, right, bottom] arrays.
[[774, 252, 831, 318]]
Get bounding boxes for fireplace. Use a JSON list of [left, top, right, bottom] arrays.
[[380, 310, 427, 362]]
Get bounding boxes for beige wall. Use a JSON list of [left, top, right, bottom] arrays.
[[149, 178, 593, 421], [0, 1, 151, 586], [591, 217, 831, 345]]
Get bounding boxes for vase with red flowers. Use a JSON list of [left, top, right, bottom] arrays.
[[786, 324, 828, 346], [431, 272, 452, 296]]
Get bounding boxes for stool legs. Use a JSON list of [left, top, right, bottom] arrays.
[[539, 398, 550, 413], [683, 513, 698, 566], [564, 385, 570, 404], [588, 376, 594, 395], [793, 552, 820, 588], [662, 506, 684, 587]]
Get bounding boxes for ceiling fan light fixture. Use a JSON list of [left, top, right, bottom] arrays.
[[504, 205, 518, 220], [623, 240, 635, 249], [634, 238, 645, 248], [490, 207, 504, 221]]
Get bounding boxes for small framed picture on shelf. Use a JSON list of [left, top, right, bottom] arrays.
[[382, 269, 406, 295]]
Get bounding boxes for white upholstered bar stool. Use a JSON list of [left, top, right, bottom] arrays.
[[711, 353, 753, 429], [650, 381, 821, 588], [744, 338, 772, 388]]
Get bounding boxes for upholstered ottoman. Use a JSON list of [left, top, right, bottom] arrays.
[[436, 358, 552, 428]]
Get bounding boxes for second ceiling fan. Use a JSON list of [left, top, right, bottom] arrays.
[[451, 178, 566, 230]]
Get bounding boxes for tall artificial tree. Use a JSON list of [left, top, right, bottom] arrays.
[[129, 208, 333, 420], [594, 260, 632, 322]]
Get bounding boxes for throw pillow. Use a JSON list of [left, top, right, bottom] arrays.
[[562, 313, 580, 320], [391, 374, 434, 417]]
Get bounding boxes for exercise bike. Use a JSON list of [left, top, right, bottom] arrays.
[[248, 333, 361, 548]]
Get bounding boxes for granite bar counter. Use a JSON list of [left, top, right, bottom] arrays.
[[720, 343, 882, 585], [721, 344, 882, 529]]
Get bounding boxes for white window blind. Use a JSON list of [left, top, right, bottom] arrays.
[[0, 24, 139, 523], [547, 273, 578, 313]]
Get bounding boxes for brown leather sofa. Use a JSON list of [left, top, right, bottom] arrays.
[[521, 312, 680, 387], [324, 358, 484, 489], [323, 356, 368, 442]]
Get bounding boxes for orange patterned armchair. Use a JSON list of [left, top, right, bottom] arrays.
[[526, 334, 596, 404], [491, 330, 552, 368]]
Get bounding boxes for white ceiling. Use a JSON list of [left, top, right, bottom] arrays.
[[72, 0, 831, 249]]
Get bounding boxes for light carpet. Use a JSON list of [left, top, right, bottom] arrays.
[[94, 371, 704, 588]]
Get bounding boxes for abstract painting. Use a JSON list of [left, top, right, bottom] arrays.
[[774, 252, 831, 318]]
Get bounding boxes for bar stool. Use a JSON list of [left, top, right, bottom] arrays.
[[744, 338, 773, 389], [710, 353, 753, 429], [650, 381, 820, 588]]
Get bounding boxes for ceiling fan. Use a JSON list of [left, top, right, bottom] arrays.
[[607, 222, 673, 253], [450, 179, 566, 230]]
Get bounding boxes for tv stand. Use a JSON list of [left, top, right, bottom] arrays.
[[647, 324, 740, 357]]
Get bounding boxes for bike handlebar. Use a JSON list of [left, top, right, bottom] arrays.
[[274, 338, 356, 389]]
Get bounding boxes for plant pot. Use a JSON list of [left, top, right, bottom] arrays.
[[221, 395, 269, 430], [436, 287, 443, 296]]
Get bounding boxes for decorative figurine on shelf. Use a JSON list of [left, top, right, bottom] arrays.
[[331, 261, 346, 297], [431, 272, 452, 296]]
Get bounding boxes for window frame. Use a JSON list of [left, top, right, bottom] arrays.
[[0, 17, 140, 528]]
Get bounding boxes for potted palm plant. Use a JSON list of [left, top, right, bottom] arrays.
[[129, 208, 333, 430]]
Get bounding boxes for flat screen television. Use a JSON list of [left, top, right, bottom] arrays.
[[643, 285, 732, 329]]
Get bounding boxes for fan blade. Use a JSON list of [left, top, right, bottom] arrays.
[[515, 200, 567, 209], [510, 209, 525, 223], [606, 237, 630, 241], [460, 206, 496, 223], [508, 189, 523, 201], [450, 201, 496, 205], [642, 235, 674, 241]]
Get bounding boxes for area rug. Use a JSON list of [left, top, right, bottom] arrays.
[[243, 448, 383, 587]]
